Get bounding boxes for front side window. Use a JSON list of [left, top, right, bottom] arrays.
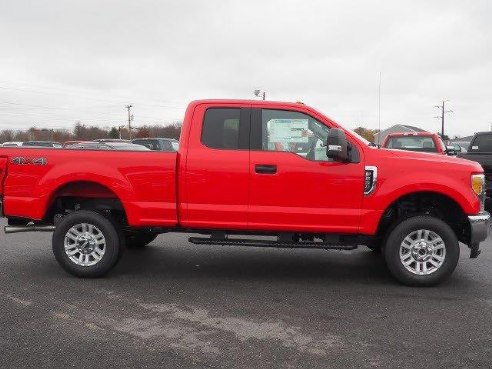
[[261, 109, 330, 161], [201, 108, 240, 149]]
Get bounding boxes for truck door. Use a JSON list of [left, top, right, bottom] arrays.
[[181, 104, 251, 229], [248, 108, 364, 233]]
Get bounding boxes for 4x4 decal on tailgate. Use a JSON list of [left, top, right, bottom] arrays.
[[11, 157, 47, 165]]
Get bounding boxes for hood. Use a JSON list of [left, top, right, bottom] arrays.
[[374, 148, 483, 172]]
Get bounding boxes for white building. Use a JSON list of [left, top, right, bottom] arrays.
[[374, 124, 427, 145]]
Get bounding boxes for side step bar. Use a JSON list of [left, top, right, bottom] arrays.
[[188, 237, 357, 250], [4, 225, 56, 234]]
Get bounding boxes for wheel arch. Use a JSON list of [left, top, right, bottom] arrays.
[[375, 190, 470, 244], [43, 180, 129, 225]]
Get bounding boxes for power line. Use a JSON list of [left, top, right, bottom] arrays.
[[434, 100, 453, 137], [0, 83, 186, 109], [0, 104, 170, 122]]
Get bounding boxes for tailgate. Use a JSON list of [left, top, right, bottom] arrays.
[[0, 156, 7, 214]]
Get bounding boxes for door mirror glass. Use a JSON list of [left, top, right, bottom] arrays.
[[326, 128, 349, 162]]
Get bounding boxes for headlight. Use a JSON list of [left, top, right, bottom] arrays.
[[471, 174, 485, 196]]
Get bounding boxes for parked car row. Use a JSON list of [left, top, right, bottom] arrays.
[[2, 141, 62, 148], [1, 138, 179, 151]]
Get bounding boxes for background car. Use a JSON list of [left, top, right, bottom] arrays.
[[65, 142, 150, 151], [381, 132, 453, 155], [22, 141, 62, 148], [92, 139, 131, 143], [132, 138, 179, 151], [1, 141, 23, 147]]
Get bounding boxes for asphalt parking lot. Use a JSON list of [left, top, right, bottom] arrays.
[[1, 219, 492, 369]]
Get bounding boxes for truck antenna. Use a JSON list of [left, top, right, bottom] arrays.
[[378, 72, 381, 147]]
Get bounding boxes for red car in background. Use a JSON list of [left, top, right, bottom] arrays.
[[382, 132, 454, 155]]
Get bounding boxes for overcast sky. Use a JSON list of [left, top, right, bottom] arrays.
[[0, 0, 491, 137]]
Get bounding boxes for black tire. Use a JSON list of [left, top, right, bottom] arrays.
[[52, 210, 122, 278], [124, 232, 158, 248], [384, 216, 459, 286]]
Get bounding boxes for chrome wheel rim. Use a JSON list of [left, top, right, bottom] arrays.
[[64, 223, 106, 267], [400, 229, 446, 275]]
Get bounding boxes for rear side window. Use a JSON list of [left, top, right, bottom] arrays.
[[201, 108, 240, 149], [470, 135, 492, 152]]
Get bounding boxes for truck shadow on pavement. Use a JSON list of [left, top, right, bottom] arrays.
[[112, 242, 397, 285], [4, 235, 470, 288]]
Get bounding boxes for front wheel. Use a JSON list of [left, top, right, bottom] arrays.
[[52, 210, 122, 277], [384, 216, 459, 286]]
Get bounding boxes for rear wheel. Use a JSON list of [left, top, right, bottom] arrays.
[[384, 216, 459, 286], [124, 231, 158, 248], [52, 210, 122, 277]]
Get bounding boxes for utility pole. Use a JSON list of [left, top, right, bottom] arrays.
[[434, 100, 453, 137], [254, 89, 266, 100], [125, 105, 133, 139]]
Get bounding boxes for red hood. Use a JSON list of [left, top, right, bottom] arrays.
[[379, 148, 483, 172]]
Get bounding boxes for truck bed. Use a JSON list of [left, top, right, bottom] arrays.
[[0, 147, 178, 227]]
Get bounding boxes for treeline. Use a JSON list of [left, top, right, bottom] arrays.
[[0, 122, 182, 143], [353, 127, 379, 142]]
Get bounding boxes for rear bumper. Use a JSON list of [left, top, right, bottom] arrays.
[[468, 212, 490, 245]]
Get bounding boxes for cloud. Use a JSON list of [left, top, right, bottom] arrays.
[[0, 0, 490, 136]]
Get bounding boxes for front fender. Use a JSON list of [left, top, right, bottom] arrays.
[[359, 172, 479, 235]]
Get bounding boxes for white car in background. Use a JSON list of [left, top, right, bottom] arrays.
[[2, 142, 23, 147]]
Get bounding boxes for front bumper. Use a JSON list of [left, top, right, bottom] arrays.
[[468, 212, 490, 245]]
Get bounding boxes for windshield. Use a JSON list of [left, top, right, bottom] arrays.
[[385, 136, 437, 152]]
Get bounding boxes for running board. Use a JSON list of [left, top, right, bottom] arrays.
[[4, 225, 56, 234], [188, 237, 357, 250]]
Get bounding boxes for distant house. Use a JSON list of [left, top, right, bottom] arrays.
[[374, 124, 427, 145]]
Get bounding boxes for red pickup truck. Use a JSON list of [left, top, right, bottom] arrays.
[[381, 132, 451, 155], [0, 100, 488, 286]]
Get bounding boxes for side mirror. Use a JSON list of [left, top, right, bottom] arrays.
[[445, 146, 457, 156], [326, 128, 349, 162]]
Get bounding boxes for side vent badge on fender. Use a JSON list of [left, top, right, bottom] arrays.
[[364, 166, 378, 195]]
